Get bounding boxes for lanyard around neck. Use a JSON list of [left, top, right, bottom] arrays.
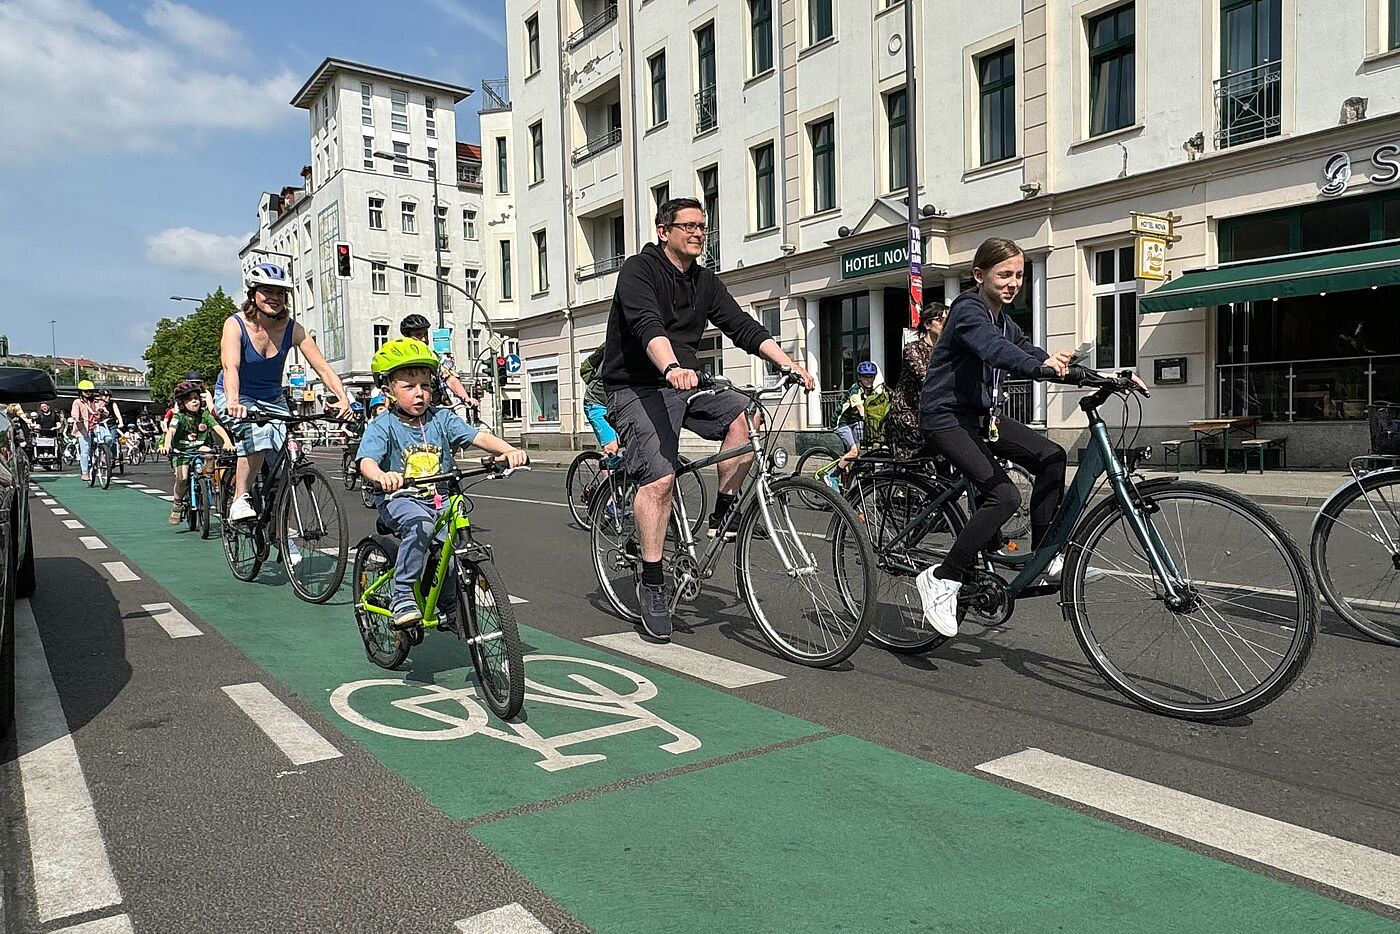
[[988, 306, 1009, 409]]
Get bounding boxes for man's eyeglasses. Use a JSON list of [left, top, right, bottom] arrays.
[[666, 221, 708, 234]]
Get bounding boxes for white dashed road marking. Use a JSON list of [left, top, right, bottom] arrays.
[[50, 508, 69, 516], [140, 603, 202, 639], [455, 903, 555, 933], [100, 562, 139, 583], [53, 914, 135, 934], [586, 632, 786, 688], [41, 498, 56, 506], [221, 683, 343, 766], [62, 520, 85, 530], [79, 536, 107, 551]]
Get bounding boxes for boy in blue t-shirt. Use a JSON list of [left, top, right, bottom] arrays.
[[358, 338, 527, 629]]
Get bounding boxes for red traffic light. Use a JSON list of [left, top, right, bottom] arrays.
[[336, 244, 349, 256], [495, 356, 507, 368], [334, 241, 353, 279]]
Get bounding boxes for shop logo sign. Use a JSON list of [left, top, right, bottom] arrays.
[[1321, 145, 1400, 197]]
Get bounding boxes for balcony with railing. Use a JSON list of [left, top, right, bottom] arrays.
[[694, 85, 718, 135], [479, 78, 511, 114], [700, 226, 720, 271], [576, 253, 625, 281], [1214, 61, 1281, 149], [457, 164, 483, 190], [571, 126, 622, 164], [567, 2, 618, 50], [436, 234, 450, 251]]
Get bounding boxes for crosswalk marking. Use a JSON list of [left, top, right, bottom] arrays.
[[79, 536, 107, 551], [100, 562, 139, 583], [158, 495, 175, 502], [41, 498, 56, 506], [13, 600, 125, 923], [585, 632, 786, 688], [54, 914, 135, 934], [51, 508, 69, 516], [978, 747, 1400, 910], [139, 603, 202, 639], [455, 903, 554, 933], [221, 683, 343, 766], [111, 479, 133, 485], [62, 520, 85, 530]]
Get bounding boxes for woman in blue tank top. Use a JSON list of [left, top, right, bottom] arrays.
[[217, 262, 352, 522]]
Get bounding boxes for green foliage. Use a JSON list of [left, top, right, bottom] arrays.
[[143, 288, 236, 401]]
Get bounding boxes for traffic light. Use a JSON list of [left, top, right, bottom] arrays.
[[334, 241, 353, 279], [495, 355, 507, 370]]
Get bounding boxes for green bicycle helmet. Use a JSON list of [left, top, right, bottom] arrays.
[[371, 337, 439, 377]]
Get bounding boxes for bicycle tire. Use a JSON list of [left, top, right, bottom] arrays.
[[186, 480, 199, 532], [281, 464, 348, 604], [99, 448, 113, 489], [130, 445, 145, 467], [462, 554, 526, 719], [221, 470, 264, 582], [342, 451, 358, 491], [351, 538, 408, 669], [361, 484, 375, 510], [736, 475, 877, 667], [1311, 468, 1400, 646], [999, 461, 1034, 542], [590, 474, 643, 623], [566, 451, 606, 530], [87, 449, 98, 486], [793, 448, 840, 509], [675, 456, 710, 539], [1064, 480, 1316, 721], [198, 478, 213, 539]]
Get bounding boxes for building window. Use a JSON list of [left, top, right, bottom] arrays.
[[427, 146, 437, 179], [1392, 0, 1400, 49], [391, 89, 408, 133], [529, 366, 560, 425], [649, 51, 668, 126], [1093, 246, 1137, 370], [362, 135, 375, 170], [392, 140, 410, 175], [810, 116, 836, 213], [464, 266, 479, 296], [750, 0, 773, 75], [464, 208, 477, 240], [529, 121, 544, 183], [495, 136, 509, 193], [368, 197, 384, 229], [1088, 4, 1135, 136], [652, 182, 670, 221], [401, 200, 416, 233], [978, 45, 1016, 165], [533, 229, 549, 293], [373, 323, 389, 349], [403, 262, 420, 296], [695, 22, 717, 134], [500, 240, 513, 300], [1217, 0, 1282, 148], [697, 333, 724, 378], [425, 96, 436, 138], [699, 165, 721, 269], [809, 0, 834, 46], [886, 87, 908, 191], [436, 206, 448, 249], [361, 82, 373, 125], [371, 263, 387, 293], [752, 142, 776, 231], [438, 265, 451, 313], [819, 293, 870, 392], [760, 306, 783, 384], [527, 14, 541, 74]]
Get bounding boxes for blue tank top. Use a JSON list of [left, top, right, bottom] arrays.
[[215, 315, 295, 402]]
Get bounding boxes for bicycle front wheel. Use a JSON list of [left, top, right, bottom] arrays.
[[1312, 469, 1400, 645], [281, 465, 348, 603], [342, 452, 358, 491], [99, 448, 113, 489], [461, 555, 526, 720], [198, 478, 213, 539], [737, 476, 876, 667], [566, 451, 606, 529], [1064, 480, 1316, 721]]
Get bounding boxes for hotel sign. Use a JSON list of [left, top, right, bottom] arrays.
[[841, 238, 928, 279], [1130, 213, 1173, 237], [1136, 236, 1168, 281]]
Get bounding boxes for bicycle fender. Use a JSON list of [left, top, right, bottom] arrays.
[[1068, 475, 1179, 544]]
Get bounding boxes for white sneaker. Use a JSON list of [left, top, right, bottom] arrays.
[[286, 539, 303, 568], [915, 566, 961, 638], [1043, 554, 1104, 583], [227, 495, 256, 523]]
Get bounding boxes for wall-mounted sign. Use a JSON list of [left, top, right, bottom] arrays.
[[1136, 236, 1168, 281], [1130, 213, 1173, 237], [840, 238, 929, 279], [1154, 357, 1188, 385], [1320, 145, 1400, 197]]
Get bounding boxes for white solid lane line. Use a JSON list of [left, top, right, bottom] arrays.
[[79, 537, 107, 551], [139, 603, 202, 639], [469, 492, 568, 509], [13, 600, 125, 923], [586, 632, 785, 688], [62, 520, 85, 530], [978, 748, 1400, 910], [53, 914, 136, 934], [221, 683, 343, 766], [51, 508, 69, 516], [100, 562, 139, 583], [455, 903, 554, 933]]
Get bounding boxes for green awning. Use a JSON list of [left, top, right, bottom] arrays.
[[1138, 241, 1400, 313]]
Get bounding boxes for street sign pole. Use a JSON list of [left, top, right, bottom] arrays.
[[904, 0, 923, 330]]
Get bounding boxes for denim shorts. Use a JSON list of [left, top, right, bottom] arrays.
[[214, 390, 289, 456]]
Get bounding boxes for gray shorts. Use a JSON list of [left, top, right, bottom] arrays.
[[607, 385, 748, 486]]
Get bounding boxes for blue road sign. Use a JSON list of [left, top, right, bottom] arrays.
[[431, 327, 453, 354], [504, 353, 523, 375]]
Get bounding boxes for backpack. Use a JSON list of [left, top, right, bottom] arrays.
[[862, 388, 892, 445], [580, 345, 606, 385]]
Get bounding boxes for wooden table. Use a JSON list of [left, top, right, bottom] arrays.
[[1187, 417, 1260, 472]]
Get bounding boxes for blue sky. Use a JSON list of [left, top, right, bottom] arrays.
[[0, 0, 508, 368]]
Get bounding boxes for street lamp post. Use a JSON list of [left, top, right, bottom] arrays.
[[903, 0, 923, 331], [374, 150, 445, 329], [49, 319, 57, 381]]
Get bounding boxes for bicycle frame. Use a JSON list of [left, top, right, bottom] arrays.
[[359, 492, 473, 630]]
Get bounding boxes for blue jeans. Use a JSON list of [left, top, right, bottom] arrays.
[[78, 425, 116, 475], [378, 496, 457, 608]]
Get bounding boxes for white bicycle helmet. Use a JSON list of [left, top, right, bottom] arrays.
[[245, 262, 293, 291]]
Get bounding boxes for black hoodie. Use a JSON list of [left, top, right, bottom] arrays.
[[601, 242, 772, 388]]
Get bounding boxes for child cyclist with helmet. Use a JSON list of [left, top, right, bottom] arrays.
[[833, 360, 886, 469], [159, 380, 235, 524], [357, 338, 528, 630]]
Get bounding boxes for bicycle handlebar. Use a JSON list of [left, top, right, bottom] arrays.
[[364, 455, 531, 494], [1033, 364, 1150, 399], [687, 368, 806, 409], [223, 411, 349, 427]]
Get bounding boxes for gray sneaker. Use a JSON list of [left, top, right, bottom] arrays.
[[635, 580, 673, 641]]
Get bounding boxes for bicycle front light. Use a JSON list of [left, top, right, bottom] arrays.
[[770, 447, 789, 470]]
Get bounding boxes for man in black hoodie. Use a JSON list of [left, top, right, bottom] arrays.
[[604, 197, 813, 640]]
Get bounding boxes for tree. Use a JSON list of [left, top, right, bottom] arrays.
[[143, 288, 236, 401]]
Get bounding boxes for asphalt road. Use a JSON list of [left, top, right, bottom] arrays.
[[5, 452, 1400, 934]]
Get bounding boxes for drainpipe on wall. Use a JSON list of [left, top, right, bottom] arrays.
[[558, 0, 580, 451]]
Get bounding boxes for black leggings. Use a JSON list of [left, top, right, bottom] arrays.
[[924, 417, 1067, 581]]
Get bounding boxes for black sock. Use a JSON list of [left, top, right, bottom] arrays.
[[642, 560, 664, 586], [711, 492, 736, 521]]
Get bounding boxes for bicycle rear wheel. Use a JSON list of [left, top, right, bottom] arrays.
[[566, 451, 605, 529], [198, 477, 213, 539], [99, 448, 113, 489], [674, 457, 710, 538], [736, 476, 876, 667], [793, 448, 840, 509], [186, 479, 199, 532], [461, 555, 526, 720], [130, 444, 145, 467], [1064, 480, 1316, 721], [999, 461, 1034, 543], [342, 451, 358, 490], [1312, 469, 1400, 645], [352, 537, 408, 669], [591, 474, 644, 623], [221, 471, 264, 582], [87, 449, 98, 486], [281, 464, 348, 603]]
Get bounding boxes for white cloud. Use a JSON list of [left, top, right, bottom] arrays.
[[0, 0, 298, 162], [144, 227, 250, 278], [422, 0, 505, 45], [143, 0, 242, 59]]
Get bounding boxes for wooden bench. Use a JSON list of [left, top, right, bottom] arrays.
[[1239, 437, 1286, 474], [1160, 439, 1198, 470]]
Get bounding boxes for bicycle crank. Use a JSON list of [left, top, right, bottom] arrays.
[[671, 555, 702, 604]]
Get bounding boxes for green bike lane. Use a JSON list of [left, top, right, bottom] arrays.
[[38, 473, 1400, 934]]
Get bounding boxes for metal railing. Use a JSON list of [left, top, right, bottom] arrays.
[[1214, 61, 1281, 149], [694, 85, 718, 134], [1216, 354, 1399, 421], [820, 390, 845, 428], [1002, 379, 1033, 425], [700, 226, 720, 271], [479, 78, 511, 114], [575, 254, 626, 281], [457, 165, 482, 189], [571, 126, 622, 164], [567, 3, 618, 50]]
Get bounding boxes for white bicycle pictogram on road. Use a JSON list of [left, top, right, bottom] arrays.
[[330, 653, 701, 772]]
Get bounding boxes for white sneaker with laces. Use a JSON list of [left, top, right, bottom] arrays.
[[915, 566, 961, 638], [227, 494, 256, 523], [286, 538, 303, 568], [1043, 554, 1105, 583]]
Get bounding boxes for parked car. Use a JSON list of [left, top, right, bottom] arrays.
[[0, 367, 54, 734]]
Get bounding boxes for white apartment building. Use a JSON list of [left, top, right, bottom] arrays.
[[240, 59, 517, 428], [502, 0, 1400, 466]]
